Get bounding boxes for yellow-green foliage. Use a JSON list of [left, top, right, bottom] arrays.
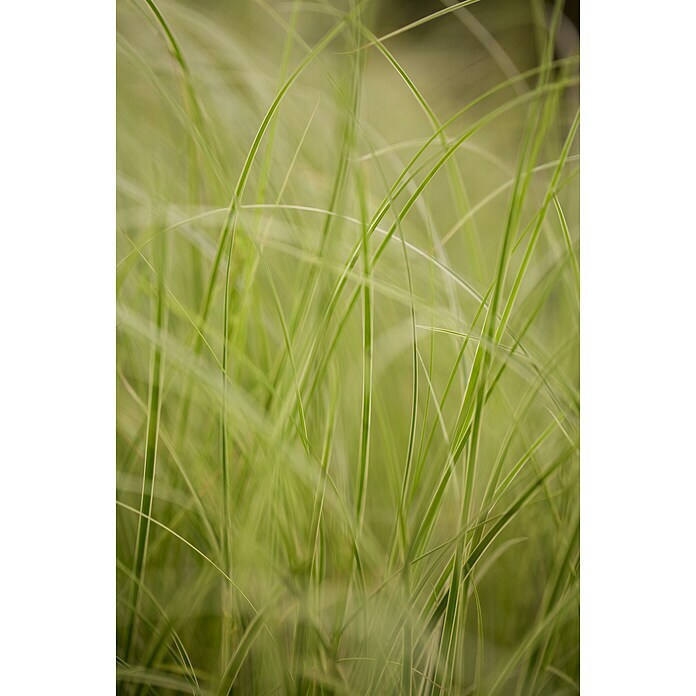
[[117, 0, 579, 693]]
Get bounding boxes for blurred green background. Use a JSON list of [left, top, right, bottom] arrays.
[[117, 0, 579, 693]]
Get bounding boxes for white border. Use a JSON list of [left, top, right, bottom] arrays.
[[0, 0, 114, 690], [582, 1, 696, 692]]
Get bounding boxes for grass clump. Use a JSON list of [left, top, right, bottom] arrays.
[[117, 0, 579, 693]]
